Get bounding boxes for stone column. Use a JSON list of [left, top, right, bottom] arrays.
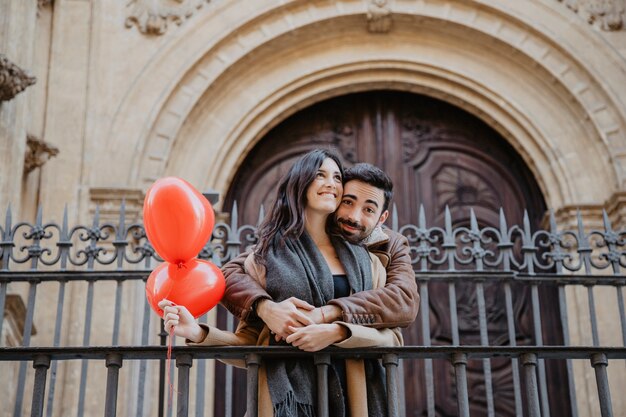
[[0, 0, 38, 213]]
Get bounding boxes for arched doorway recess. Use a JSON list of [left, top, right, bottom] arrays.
[[219, 90, 569, 417]]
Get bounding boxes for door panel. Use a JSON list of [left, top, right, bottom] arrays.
[[220, 91, 567, 417]]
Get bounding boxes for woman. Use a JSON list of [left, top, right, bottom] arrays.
[[159, 149, 402, 417]]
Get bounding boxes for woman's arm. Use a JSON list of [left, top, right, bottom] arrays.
[[284, 321, 402, 351], [159, 299, 261, 346]]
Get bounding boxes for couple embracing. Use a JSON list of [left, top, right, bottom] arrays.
[[160, 149, 419, 417]]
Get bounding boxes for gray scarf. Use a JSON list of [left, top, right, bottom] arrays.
[[263, 231, 388, 417]]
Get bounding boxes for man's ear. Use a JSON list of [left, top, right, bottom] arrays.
[[378, 210, 389, 226]]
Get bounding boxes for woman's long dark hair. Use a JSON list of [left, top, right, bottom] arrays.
[[254, 149, 344, 263]]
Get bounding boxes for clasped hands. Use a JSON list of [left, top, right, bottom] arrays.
[[255, 297, 347, 351], [158, 297, 347, 352]]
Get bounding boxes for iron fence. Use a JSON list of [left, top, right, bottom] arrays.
[[0, 202, 625, 417]]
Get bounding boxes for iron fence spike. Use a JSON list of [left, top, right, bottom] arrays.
[[4, 204, 12, 238], [499, 208, 507, 232], [36, 205, 43, 226], [257, 205, 264, 227], [445, 205, 452, 232], [523, 210, 531, 235], [392, 203, 398, 232], [117, 200, 127, 239], [231, 201, 239, 230], [602, 209, 612, 232], [470, 208, 478, 231], [549, 209, 557, 232], [62, 205, 69, 236], [93, 205, 101, 227]]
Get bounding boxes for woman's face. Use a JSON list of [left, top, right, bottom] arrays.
[[305, 158, 343, 215]]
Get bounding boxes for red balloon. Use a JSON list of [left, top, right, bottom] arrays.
[[146, 259, 225, 318], [143, 177, 215, 264]]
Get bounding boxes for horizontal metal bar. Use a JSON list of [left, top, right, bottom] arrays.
[[515, 274, 626, 286], [2, 270, 624, 285], [1, 345, 626, 362], [0, 270, 150, 282], [416, 272, 626, 285]]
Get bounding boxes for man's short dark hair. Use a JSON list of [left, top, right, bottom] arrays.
[[343, 163, 393, 212]]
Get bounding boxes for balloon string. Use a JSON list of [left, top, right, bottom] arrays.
[[167, 326, 178, 410]]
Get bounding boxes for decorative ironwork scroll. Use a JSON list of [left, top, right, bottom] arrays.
[[1, 202, 624, 273]]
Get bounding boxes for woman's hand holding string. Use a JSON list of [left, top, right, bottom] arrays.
[[158, 299, 207, 343]]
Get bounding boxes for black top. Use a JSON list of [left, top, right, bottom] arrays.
[[333, 274, 351, 298]]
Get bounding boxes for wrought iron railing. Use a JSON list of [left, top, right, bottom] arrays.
[[0, 202, 625, 417]]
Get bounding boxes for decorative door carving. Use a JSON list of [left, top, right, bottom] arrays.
[[218, 91, 568, 417]]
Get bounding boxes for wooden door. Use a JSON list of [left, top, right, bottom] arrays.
[[218, 91, 568, 416]]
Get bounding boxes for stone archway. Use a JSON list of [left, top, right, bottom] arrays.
[[101, 0, 625, 213]]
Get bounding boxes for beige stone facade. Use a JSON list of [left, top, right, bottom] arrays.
[[1, 0, 626, 416]]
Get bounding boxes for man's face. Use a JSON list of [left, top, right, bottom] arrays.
[[335, 180, 389, 243]]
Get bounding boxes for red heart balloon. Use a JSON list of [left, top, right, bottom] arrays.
[[143, 177, 215, 264], [146, 258, 225, 318]]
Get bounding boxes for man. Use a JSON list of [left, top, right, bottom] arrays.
[[221, 163, 419, 339]]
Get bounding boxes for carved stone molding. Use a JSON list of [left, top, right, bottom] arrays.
[[366, 0, 392, 33], [2, 295, 36, 347], [126, 0, 210, 36], [0, 54, 36, 102], [24, 134, 59, 175], [548, 191, 626, 229], [559, 0, 625, 31], [89, 188, 145, 224]]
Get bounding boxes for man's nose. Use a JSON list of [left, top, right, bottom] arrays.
[[346, 209, 361, 222]]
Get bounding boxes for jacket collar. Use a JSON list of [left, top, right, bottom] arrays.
[[361, 225, 389, 247]]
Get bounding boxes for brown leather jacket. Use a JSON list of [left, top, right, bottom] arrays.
[[221, 227, 419, 328]]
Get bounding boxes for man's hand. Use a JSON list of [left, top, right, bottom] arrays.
[[285, 324, 349, 352], [256, 297, 315, 340], [297, 305, 343, 324]]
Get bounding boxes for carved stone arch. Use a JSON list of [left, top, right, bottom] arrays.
[[102, 0, 626, 211]]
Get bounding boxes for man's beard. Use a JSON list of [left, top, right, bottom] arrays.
[[336, 217, 366, 243]]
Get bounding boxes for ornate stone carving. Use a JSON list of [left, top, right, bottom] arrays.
[[0, 54, 36, 102], [366, 0, 392, 33], [559, 0, 625, 31], [24, 134, 59, 175], [126, 0, 211, 36]]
